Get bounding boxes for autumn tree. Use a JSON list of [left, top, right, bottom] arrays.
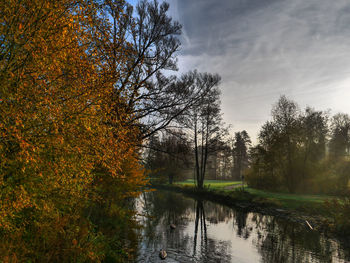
[[0, 0, 147, 261], [0, 0, 225, 260]]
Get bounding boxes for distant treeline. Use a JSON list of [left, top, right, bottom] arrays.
[[246, 95, 350, 194], [146, 95, 350, 195]]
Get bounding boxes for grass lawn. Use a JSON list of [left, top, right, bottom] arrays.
[[243, 187, 332, 211], [175, 179, 242, 189], [245, 187, 329, 203], [173, 179, 333, 213]]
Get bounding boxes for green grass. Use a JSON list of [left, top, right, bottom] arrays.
[[245, 187, 329, 203], [173, 179, 333, 214], [175, 179, 242, 189], [244, 187, 331, 211]]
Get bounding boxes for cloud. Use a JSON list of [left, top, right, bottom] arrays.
[[170, 0, 350, 141]]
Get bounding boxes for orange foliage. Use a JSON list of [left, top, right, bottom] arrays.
[[0, 0, 146, 260]]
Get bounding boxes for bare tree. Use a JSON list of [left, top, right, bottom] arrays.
[[145, 130, 191, 184], [98, 0, 216, 139], [180, 75, 225, 189]]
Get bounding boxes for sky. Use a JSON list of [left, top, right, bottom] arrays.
[[129, 0, 350, 142]]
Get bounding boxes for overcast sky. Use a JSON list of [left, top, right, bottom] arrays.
[[130, 0, 350, 142]]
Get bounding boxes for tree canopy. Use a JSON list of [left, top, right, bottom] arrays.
[[0, 0, 222, 260]]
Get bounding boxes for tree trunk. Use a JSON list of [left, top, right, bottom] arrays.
[[194, 116, 202, 188]]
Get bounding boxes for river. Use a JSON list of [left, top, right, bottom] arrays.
[[135, 190, 349, 263]]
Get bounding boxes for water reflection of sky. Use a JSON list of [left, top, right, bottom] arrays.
[[183, 218, 261, 262], [206, 219, 261, 262], [136, 191, 349, 263]]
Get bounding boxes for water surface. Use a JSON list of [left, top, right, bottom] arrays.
[[136, 190, 349, 263]]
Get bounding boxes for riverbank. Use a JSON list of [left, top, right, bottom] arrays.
[[139, 187, 350, 262], [152, 183, 345, 239]]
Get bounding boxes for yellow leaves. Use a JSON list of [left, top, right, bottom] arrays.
[[19, 139, 29, 149], [88, 251, 97, 261], [57, 136, 64, 144], [6, 186, 33, 213], [72, 239, 78, 246], [0, 0, 147, 259]]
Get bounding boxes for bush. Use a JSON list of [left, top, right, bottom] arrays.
[[324, 198, 350, 235], [245, 167, 282, 191]]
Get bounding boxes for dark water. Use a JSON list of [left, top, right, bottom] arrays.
[[136, 190, 350, 263]]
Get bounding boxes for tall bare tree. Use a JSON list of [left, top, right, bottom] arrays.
[[99, 0, 217, 139], [180, 75, 224, 188]]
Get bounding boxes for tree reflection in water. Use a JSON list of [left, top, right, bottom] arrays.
[[193, 199, 232, 262], [253, 215, 349, 263], [232, 209, 249, 238], [193, 200, 207, 256], [136, 190, 349, 263]]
